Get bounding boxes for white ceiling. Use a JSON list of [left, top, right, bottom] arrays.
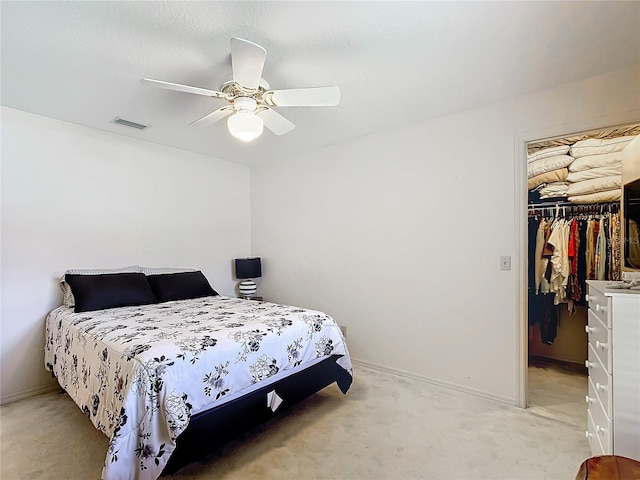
[[2, 1, 639, 165]]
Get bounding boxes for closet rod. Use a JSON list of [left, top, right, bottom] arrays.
[[527, 201, 619, 209]]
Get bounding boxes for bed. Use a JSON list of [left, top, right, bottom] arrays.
[[44, 269, 352, 480]]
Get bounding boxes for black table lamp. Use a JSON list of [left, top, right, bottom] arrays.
[[235, 257, 262, 298]]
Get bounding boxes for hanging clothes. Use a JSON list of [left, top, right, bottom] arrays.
[[527, 203, 621, 344], [548, 219, 571, 304]]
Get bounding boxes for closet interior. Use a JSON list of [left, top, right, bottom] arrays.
[[526, 123, 640, 426]]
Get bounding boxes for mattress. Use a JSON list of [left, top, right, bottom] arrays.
[[45, 296, 352, 480]]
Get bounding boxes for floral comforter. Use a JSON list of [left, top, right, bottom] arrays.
[[44, 295, 352, 480]]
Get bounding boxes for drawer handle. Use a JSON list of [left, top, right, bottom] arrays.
[[585, 294, 590, 302], [596, 340, 608, 350], [585, 430, 594, 439], [585, 325, 594, 334], [596, 425, 607, 435], [596, 304, 608, 313], [596, 382, 608, 392], [585, 360, 593, 369], [585, 395, 593, 404]]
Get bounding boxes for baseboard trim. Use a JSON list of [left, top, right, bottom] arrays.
[[0, 383, 59, 406], [1, 363, 515, 407], [351, 358, 515, 406]]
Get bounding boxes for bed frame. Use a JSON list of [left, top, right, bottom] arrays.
[[162, 354, 352, 474]]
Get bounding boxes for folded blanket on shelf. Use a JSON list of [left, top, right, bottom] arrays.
[[568, 152, 622, 172], [539, 182, 569, 199], [527, 167, 568, 190], [527, 155, 574, 179], [568, 189, 621, 204], [570, 135, 636, 158], [527, 145, 570, 164], [566, 175, 621, 196], [566, 165, 621, 183]]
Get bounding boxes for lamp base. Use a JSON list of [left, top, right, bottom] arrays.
[[238, 279, 257, 298]]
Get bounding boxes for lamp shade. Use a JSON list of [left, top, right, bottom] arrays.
[[227, 111, 263, 142], [235, 257, 262, 279]]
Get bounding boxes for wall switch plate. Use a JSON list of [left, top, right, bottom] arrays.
[[500, 256, 511, 271]]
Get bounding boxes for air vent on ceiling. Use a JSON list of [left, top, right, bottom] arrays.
[[111, 117, 148, 130]]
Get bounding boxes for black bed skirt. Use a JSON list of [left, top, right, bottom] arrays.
[[162, 354, 352, 474]]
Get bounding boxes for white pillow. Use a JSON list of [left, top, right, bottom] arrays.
[[527, 155, 574, 179], [527, 145, 570, 164], [566, 165, 621, 183], [527, 168, 568, 190], [539, 182, 569, 199], [566, 176, 621, 197], [570, 135, 636, 158], [568, 152, 622, 172], [59, 265, 143, 307], [568, 189, 621, 204]]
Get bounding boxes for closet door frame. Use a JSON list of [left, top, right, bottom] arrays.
[[514, 110, 640, 409]]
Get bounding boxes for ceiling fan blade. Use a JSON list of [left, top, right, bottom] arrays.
[[264, 86, 340, 107], [230, 38, 267, 90], [189, 106, 234, 126], [141, 78, 227, 99], [257, 107, 295, 135]]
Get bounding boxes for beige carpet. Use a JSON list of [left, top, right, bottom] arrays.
[[527, 357, 588, 429], [1, 364, 590, 480]]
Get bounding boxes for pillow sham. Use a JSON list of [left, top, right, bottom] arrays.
[[60, 265, 143, 307], [146, 271, 218, 303], [65, 272, 158, 313]]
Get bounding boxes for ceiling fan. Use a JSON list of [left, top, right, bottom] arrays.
[[141, 37, 340, 142]]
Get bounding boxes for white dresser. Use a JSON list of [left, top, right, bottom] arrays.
[[584, 280, 640, 460]]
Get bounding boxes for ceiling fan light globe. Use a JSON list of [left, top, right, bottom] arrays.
[[227, 111, 263, 142]]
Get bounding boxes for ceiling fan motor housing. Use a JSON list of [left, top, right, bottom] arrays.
[[233, 96, 258, 113]]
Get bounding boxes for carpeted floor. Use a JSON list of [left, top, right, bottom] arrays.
[[527, 356, 588, 429], [1, 364, 590, 480]]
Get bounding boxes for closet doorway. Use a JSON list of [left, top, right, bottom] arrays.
[[517, 118, 640, 425]]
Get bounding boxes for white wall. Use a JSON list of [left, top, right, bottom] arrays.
[[0, 107, 251, 403], [251, 66, 640, 404]]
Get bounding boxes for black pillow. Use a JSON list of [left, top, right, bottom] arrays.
[[146, 271, 218, 303], [66, 273, 158, 313]]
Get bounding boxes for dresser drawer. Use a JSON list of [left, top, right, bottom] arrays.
[[587, 311, 611, 373], [586, 289, 611, 328], [586, 356, 611, 418], [587, 380, 612, 454], [586, 408, 605, 457]]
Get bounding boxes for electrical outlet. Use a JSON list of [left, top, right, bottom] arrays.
[[340, 325, 347, 337], [500, 256, 511, 271]]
